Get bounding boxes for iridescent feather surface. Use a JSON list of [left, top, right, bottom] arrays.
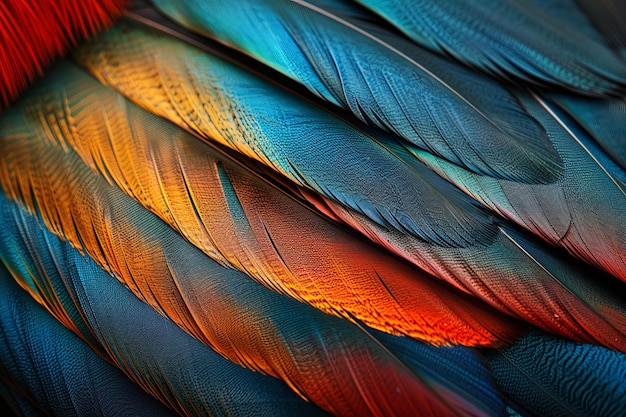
[[0, 0, 625, 416]]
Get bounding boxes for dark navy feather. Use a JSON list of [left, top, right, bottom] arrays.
[[483, 331, 626, 417]]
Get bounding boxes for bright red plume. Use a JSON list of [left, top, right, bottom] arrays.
[[0, 0, 130, 109]]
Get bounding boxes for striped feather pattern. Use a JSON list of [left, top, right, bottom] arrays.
[[70, 21, 626, 352], [145, 0, 564, 184], [0, 61, 519, 416], [0, 1, 624, 415]]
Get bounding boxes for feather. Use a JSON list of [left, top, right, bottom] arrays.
[[0, 380, 46, 417], [69, 22, 626, 352], [0, 65, 518, 417], [129, 0, 564, 185], [412, 89, 626, 283], [0, 59, 521, 347], [355, 0, 626, 95], [71, 19, 499, 248], [1, 1, 624, 415], [0, 197, 330, 417], [0, 0, 130, 108], [574, 0, 626, 59], [0, 262, 177, 417], [0, 198, 514, 417], [549, 93, 626, 170], [303, 191, 626, 352], [483, 331, 626, 417]]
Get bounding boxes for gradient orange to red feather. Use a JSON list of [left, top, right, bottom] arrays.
[[0, 0, 130, 108]]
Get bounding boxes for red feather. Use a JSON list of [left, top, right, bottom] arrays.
[[0, 0, 129, 108]]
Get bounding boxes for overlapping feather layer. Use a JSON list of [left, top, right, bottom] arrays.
[[71, 21, 626, 351], [0, 1, 625, 416]]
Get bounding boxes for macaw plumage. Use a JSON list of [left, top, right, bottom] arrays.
[[0, 0, 625, 416]]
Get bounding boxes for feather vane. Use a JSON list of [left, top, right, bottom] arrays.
[[0, 62, 520, 416], [356, 0, 626, 94], [128, 0, 564, 184]]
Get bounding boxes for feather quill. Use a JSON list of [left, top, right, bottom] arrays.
[[131, 0, 563, 185], [0, 60, 520, 347], [0, 63, 517, 416], [355, 0, 626, 95], [70, 24, 626, 351], [302, 189, 626, 352], [548, 93, 626, 170], [0, 263, 177, 417], [0, 195, 513, 417]]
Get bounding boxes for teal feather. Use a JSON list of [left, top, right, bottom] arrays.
[[549, 93, 626, 170], [144, 0, 563, 185], [1, 1, 625, 415], [17, 58, 626, 351], [356, 0, 626, 95], [0, 193, 513, 417], [574, 0, 626, 59], [0, 262, 177, 417], [483, 331, 626, 417]]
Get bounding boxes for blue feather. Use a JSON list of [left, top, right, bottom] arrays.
[[412, 88, 626, 282], [356, 0, 626, 95], [144, 0, 563, 184], [549, 93, 626, 170], [1, 1, 625, 415], [0, 195, 329, 417], [483, 331, 626, 417], [14, 58, 626, 352], [71, 23, 499, 248], [0, 103, 510, 415], [0, 262, 177, 417]]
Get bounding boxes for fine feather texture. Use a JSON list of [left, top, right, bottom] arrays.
[[483, 331, 626, 417], [412, 90, 626, 283], [0, 198, 331, 417], [0, 194, 513, 417], [549, 93, 626, 170], [0, 263, 177, 417], [0, 67, 520, 417], [302, 191, 626, 352], [0, 60, 521, 348], [0, 0, 130, 108], [72, 21, 499, 248], [143, 0, 564, 185], [1, 1, 625, 415], [356, 0, 626, 95], [69, 22, 626, 352]]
